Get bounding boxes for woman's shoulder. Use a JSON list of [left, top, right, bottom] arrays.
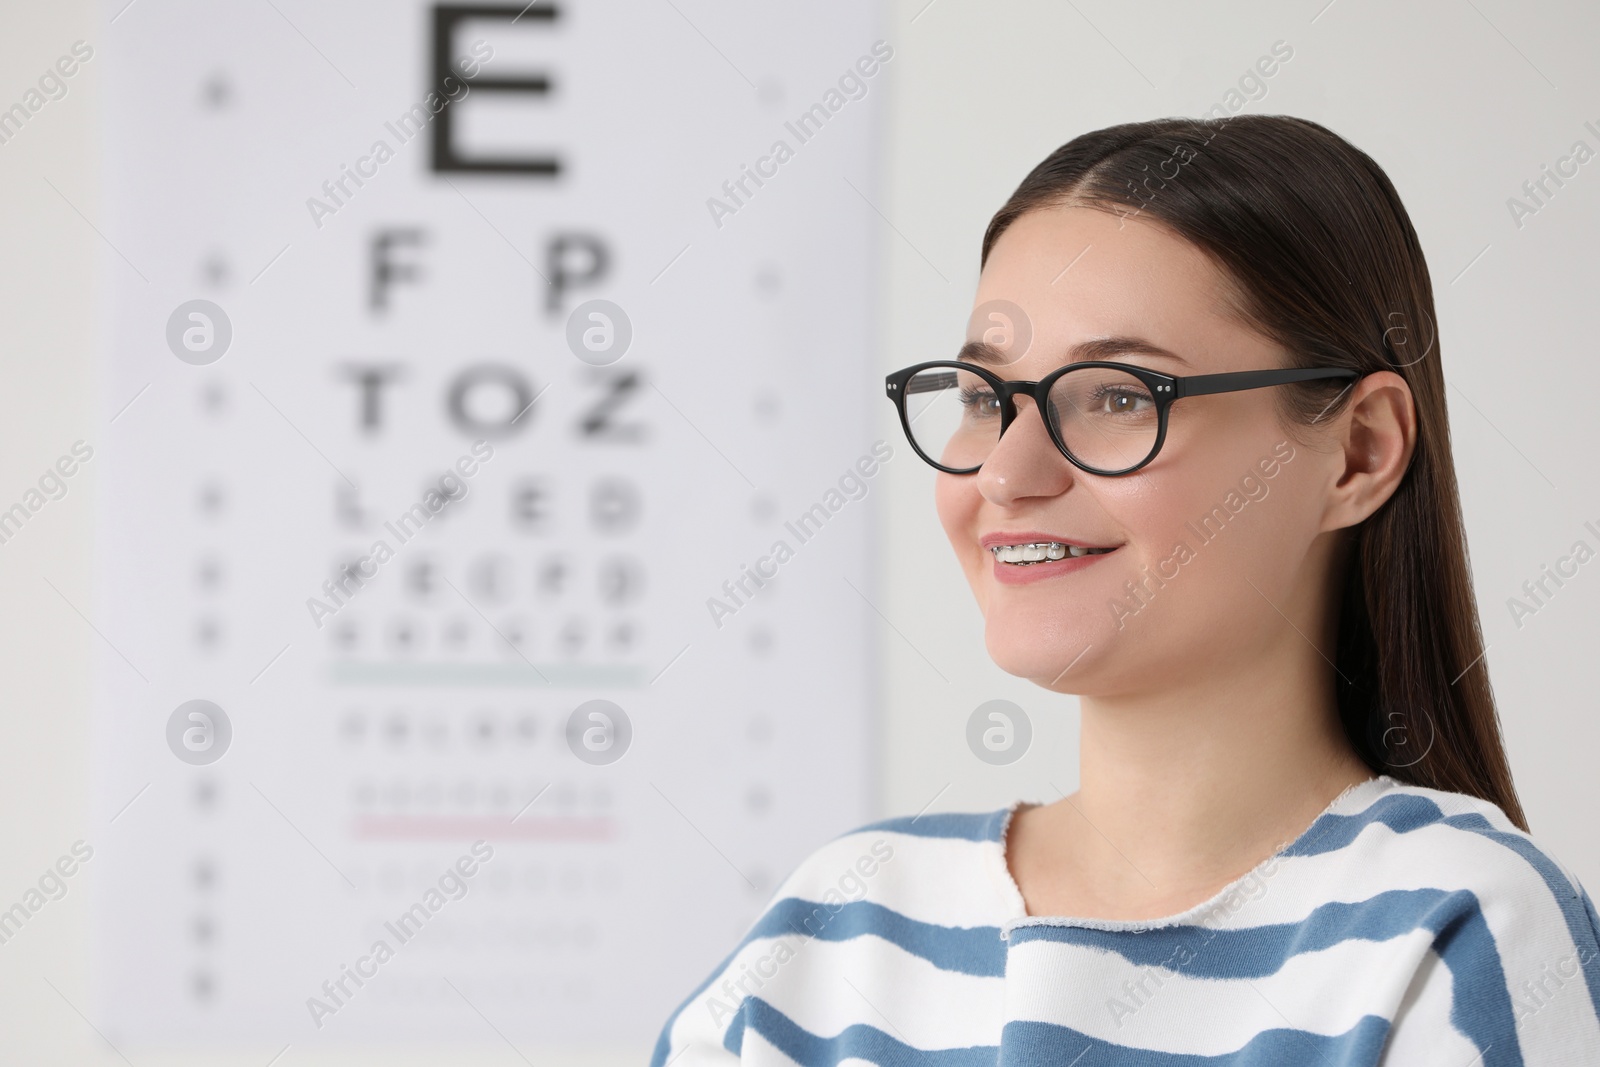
[[1312, 778, 1600, 1054], [762, 802, 1024, 930], [1298, 777, 1600, 972], [1315, 777, 1590, 899], [647, 804, 1021, 1067]]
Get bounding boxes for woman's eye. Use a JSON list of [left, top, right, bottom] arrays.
[[1098, 388, 1153, 414], [958, 387, 1001, 417]]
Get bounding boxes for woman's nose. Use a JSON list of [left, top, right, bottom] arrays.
[[973, 395, 1077, 505]]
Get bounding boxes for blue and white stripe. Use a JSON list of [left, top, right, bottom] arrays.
[[652, 777, 1600, 1065]]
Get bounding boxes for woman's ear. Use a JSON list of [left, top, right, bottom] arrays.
[[1321, 370, 1417, 532]]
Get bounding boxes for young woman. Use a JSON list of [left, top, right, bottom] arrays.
[[652, 115, 1600, 1064]]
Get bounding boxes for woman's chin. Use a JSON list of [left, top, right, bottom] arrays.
[[982, 612, 1102, 688]]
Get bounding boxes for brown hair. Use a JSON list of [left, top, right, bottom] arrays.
[[981, 115, 1527, 830]]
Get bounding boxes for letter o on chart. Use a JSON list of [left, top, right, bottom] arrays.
[[448, 364, 535, 437]]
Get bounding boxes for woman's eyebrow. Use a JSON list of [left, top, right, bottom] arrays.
[[957, 335, 1191, 367]]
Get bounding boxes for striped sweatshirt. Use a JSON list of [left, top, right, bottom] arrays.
[[651, 776, 1600, 1065]]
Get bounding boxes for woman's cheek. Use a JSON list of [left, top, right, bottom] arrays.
[[933, 475, 976, 561], [1100, 494, 1214, 616]]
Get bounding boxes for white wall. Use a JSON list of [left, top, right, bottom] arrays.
[[2, 0, 1596, 1061]]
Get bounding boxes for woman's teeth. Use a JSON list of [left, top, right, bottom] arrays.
[[990, 541, 1116, 564]]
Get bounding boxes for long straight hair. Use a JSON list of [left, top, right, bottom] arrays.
[[982, 115, 1527, 830]]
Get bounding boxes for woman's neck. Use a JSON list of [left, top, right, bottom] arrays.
[[1010, 671, 1376, 920], [1088, 689, 1369, 863]]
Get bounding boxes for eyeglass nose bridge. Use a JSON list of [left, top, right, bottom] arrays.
[[988, 377, 1054, 438]]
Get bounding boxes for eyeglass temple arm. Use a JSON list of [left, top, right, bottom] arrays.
[[1175, 367, 1359, 399], [897, 370, 958, 396]]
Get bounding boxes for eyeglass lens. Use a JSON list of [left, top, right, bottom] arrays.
[[900, 364, 1161, 473]]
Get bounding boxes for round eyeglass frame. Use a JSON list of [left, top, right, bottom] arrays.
[[884, 359, 1361, 476]]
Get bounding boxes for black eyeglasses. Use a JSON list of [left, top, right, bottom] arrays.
[[884, 360, 1359, 476]]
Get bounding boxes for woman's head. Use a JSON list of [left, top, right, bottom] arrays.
[[934, 115, 1524, 827]]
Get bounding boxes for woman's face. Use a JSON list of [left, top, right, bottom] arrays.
[[935, 203, 1339, 693]]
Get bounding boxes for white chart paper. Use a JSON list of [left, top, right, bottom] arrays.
[[92, 0, 885, 1046]]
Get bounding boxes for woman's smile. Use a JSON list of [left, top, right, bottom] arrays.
[[988, 542, 1120, 585]]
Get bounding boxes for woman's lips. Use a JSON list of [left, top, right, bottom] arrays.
[[990, 546, 1119, 585]]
